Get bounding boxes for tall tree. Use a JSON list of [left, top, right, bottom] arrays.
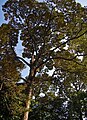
[[28, 58, 87, 120], [0, 24, 25, 120], [1, 0, 87, 119]]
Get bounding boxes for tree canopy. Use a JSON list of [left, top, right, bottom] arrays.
[[0, 0, 87, 120]]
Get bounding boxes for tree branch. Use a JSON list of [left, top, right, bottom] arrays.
[[36, 53, 87, 71], [9, 40, 31, 67], [16, 56, 31, 67], [49, 29, 87, 56]]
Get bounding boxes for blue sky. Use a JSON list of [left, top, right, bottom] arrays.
[[76, 0, 87, 6], [0, 0, 7, 25]]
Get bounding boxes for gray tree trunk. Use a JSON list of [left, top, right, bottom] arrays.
[[23, 55, 35, 120], [23, 87, 32, 120]]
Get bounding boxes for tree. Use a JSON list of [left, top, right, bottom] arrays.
[[0, 24, 25, 120], [1, 0, 87, 120], [29, 58, 87, 120], [52, 56, 87, 120]]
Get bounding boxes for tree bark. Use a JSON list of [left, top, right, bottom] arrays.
[[23, 87, 32, 120], [23, 55, 35, 120], [79, 111, 83, 120]]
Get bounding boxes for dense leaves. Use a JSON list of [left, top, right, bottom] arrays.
[[0, 0, 87, 120], [0, 24, 25, 120]]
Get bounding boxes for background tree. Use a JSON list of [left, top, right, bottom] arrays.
[[29, 58, 87, 120], [0, 24, 25, 120], [53, 56, 87, 120], [1, 0, 87, 120]]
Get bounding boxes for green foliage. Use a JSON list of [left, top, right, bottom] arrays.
[[0, 0, 87, 120], [0, 24, 25, 119]]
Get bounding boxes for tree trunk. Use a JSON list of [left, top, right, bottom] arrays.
[[79, 111, 83, 120], [23, 87, 32, 120], [24, 55, 35, 120]]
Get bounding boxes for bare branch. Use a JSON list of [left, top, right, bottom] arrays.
[[16, 56, 31, 67], [9, 40, 31, 67]]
